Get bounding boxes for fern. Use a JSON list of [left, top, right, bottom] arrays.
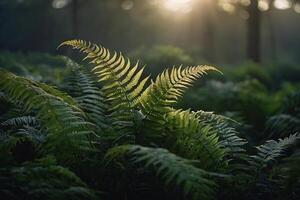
[[59, 40, 150, 143], [279, 150, 300, 196], [15, 125, 45, 143], [195, 111, 246, 154], [264, 114, 300, 140], [105, 145, 216, 200], [1, 116, 38, 127], [250, 133, 300, 171], [59, 42, 147, 112], [165, 109, 226, 170], [138, 66, 221, 128], [62, 58, 108, 129], [0, 156, 99, 200], [1, 39, 297, 200], [0, 70, 95, 163], [1, 126, 45, 161], [36, 81, 80, 110]]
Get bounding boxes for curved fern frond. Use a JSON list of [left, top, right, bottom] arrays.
[[250, 133, 300, 170], [0, 124, 45, 162], [1, 116, 38, 127], [105, 144, 216, 200], [59, 40, 149, 106], [63, 58, 109, 130], [194, 111, 248, 168], [59, 40, 149, 138], [15, 125, 45, 143], [36, 82, 80, 110], [0, 114, 43, 151], [0, 70, 95, 163], [165, 109, 226, 170], [137, 66, 221, 132]]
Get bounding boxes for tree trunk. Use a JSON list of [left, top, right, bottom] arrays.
[[203, 15, 215, 63], [267, 12, 277, 62], [246, 0, 261, 62], [71, 0, 78, 38], [189, 0, 215, 63], [202, 0, 215, 63]]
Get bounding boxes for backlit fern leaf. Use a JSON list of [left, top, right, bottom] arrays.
[[59, 40, 149, 140], [138, 66, 221, 133], [165, 109, 226, 170], [194, 110, 248, 171]]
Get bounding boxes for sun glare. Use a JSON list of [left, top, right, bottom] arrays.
[[163, 0, 193, 13], [218, 0, 236, 14], [295, 3, 300, 13], [273, 0, 292, 10], [52, 0, 71, 9], [258, 0, 269, 11]]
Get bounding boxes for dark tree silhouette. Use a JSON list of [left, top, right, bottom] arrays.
[[246, 0, 261, 62], [218, 0, 300, 63], [71, 0, 79, 38]]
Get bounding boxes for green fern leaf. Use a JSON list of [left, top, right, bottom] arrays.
[[62, 58, 109, 129], [0, 70, 95, 163], [137, 66, 221, 135], [59, 40, 149, 141], [251, 133, 300, 170], [165, 109, 226, 170], [1, 116, 38, 127], [105, 144, 216, 200]]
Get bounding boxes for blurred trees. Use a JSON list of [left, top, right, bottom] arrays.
[[217, 0, 300, 62], [0, 0, 299, 64], [71, 0, 78, 38], [0, 0, 57, 51], [247, 0, 261, 62]]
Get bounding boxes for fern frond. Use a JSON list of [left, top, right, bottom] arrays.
[[165, 109, 226, 170], [15, 125, 45, 143], [137, 66, 221, 134], [194, 111, 248, 170], [63, 58, 109, 129], [36, 81, 82, 112], [105, 144, 216, 200], [59, 40, 149, 139], [264, 114, 300, 140], [1, 116, 38, 127], [251, 133, 300, 170], [0, 124, 45, 163], [279, 150, 300, 195], [59, 40, 149, 105], [0, 70, 95, 163], [0, 156, 99, 200]]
